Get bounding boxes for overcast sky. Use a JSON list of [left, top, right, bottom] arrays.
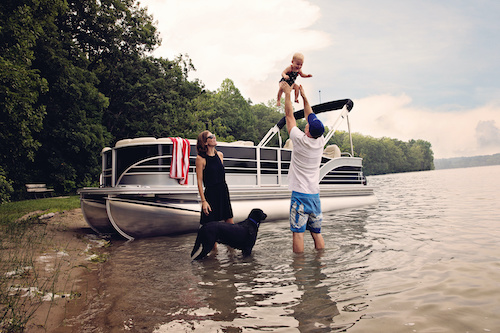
[[139, 0, 500, 159]]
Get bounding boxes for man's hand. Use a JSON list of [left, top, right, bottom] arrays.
[[299, 84, 306, 98], [299, 85, 312, 118], [280, 81, 292, 95]]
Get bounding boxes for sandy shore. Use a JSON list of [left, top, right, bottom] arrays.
[[20, 208, 107, 332]]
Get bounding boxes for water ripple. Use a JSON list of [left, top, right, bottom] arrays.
[[78, 166, 500, 332]]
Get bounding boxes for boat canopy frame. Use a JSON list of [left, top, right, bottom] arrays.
[[258, 99, 355, 156]]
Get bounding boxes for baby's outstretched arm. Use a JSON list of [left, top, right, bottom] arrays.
[[298, 70, 312, 78]]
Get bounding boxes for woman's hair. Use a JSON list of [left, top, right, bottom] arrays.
[[196, 130, 210, 157]]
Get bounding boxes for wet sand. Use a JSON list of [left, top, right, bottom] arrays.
[[21, 209, 106, 333]]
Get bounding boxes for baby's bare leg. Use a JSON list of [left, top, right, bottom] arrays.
[[277, 87, 283, 106], [292, 84, 300, 103]]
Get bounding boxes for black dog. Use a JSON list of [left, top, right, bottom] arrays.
[[191, 208, 267, 260]]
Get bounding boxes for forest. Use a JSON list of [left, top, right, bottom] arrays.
[[435, 153, 500, 170], [0, 0, 434, 203]]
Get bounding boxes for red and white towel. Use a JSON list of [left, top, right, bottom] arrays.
[[169, 137, 190, 185]]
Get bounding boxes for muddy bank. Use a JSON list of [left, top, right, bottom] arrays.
[[19, 209, 109, 333]]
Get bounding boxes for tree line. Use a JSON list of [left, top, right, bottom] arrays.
[[435, 153, 500, 170], [0, 0, 433, 203]]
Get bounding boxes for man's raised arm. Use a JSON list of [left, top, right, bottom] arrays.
[[280, 81, 296, 135], [299, 85, 313, 119]]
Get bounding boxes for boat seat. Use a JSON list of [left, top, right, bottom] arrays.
[[115, 137, 157, 148], [284, 139, 293, 150], [115, 139, 133, 147], [156, 137, 172, 143], [157, 138, 197, 145], [129, 137, 157, 144], [323, 144, 341, 158], [228, 140, 254, 146]]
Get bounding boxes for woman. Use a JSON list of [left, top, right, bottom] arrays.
[[196, 130, 234, 224]]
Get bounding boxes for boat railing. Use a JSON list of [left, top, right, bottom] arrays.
[[102, 139, 364, 189], [114, 155, 196, 187], [319, 157, 365, 185], [217, 144, 287, 187], [320, 170, 366, 185], [110, 144, 290, 188]]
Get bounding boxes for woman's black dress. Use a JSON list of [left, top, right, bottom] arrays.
[[200, 153, 233, 224]]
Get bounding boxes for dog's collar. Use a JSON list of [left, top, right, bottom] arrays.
[[249, 218, 259, 225]]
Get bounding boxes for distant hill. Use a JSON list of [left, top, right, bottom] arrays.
[[434, 153, 500, 170]]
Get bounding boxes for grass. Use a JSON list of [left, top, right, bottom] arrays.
[[0, 196, 81, 226], [0, 196, 82, 332]]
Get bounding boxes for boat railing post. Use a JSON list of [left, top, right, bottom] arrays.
[[323, 106, 349, 146], [101, 151, 105, 187], [347, 113, 354, 157], [158, 144, 163, 165], [100, 148, 109, 187], [112, 148, 117, 187], [256, 147, 261, 186], [278, 131, 282, 186]]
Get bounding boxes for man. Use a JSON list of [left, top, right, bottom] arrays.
[[281, 81, 326, 253]]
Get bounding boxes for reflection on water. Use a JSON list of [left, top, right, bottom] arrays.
[[80, 166, 500, 332]]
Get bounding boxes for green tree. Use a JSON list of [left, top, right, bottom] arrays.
[[215, 79, 257, 142], [32, 54, 110, 192], [26, 0, 113, 193], [414, 139, 434, 170], [251, 102, 285, 145], [0, 0, 55, 196], [99, 55, 201, 140], [349, 134, 434, 175], [0, 166, 14, 203], [193, 79, 258, 143]]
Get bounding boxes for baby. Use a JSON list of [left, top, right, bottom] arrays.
[[277, 52, 312, 106]]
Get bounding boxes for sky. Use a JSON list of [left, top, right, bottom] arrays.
[[138, 0, 500, 159]]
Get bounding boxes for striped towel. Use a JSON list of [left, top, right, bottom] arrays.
[[169, 137, 190, 185]]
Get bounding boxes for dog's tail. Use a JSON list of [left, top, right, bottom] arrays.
[[190, 232, 202, 260]]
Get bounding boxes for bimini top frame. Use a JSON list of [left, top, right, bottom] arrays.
[[257, 99, 354, 156]]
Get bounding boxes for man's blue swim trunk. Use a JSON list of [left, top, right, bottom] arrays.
[[290, 191, 323, 233]]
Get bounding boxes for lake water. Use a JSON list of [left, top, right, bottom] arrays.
[[79, 165, 500, 332]]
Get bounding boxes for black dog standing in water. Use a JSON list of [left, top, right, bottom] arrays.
[[191, 208, 267, 260]]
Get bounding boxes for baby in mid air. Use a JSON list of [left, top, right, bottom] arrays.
[[277, 52, 312, 106]]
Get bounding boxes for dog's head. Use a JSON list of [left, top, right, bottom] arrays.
[[248, 208, 267, 224]]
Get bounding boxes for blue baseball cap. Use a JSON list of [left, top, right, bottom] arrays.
[[308, 113, 325, 138]]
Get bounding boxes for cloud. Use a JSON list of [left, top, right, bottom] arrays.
[[145, 0, 331, 101], [308, 0, 500, 109], [323, 94, 500, 159], [476, 120, 500, 147]]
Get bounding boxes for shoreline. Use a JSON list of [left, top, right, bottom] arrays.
[[21, 208, 108, 332]]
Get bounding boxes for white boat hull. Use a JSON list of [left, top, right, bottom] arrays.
[[93, 187, 378, 240], [107, 198, 201, 239], [80, 196, 116, 234]]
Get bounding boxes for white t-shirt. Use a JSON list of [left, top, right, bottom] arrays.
[[288, 126, 325, 194]]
